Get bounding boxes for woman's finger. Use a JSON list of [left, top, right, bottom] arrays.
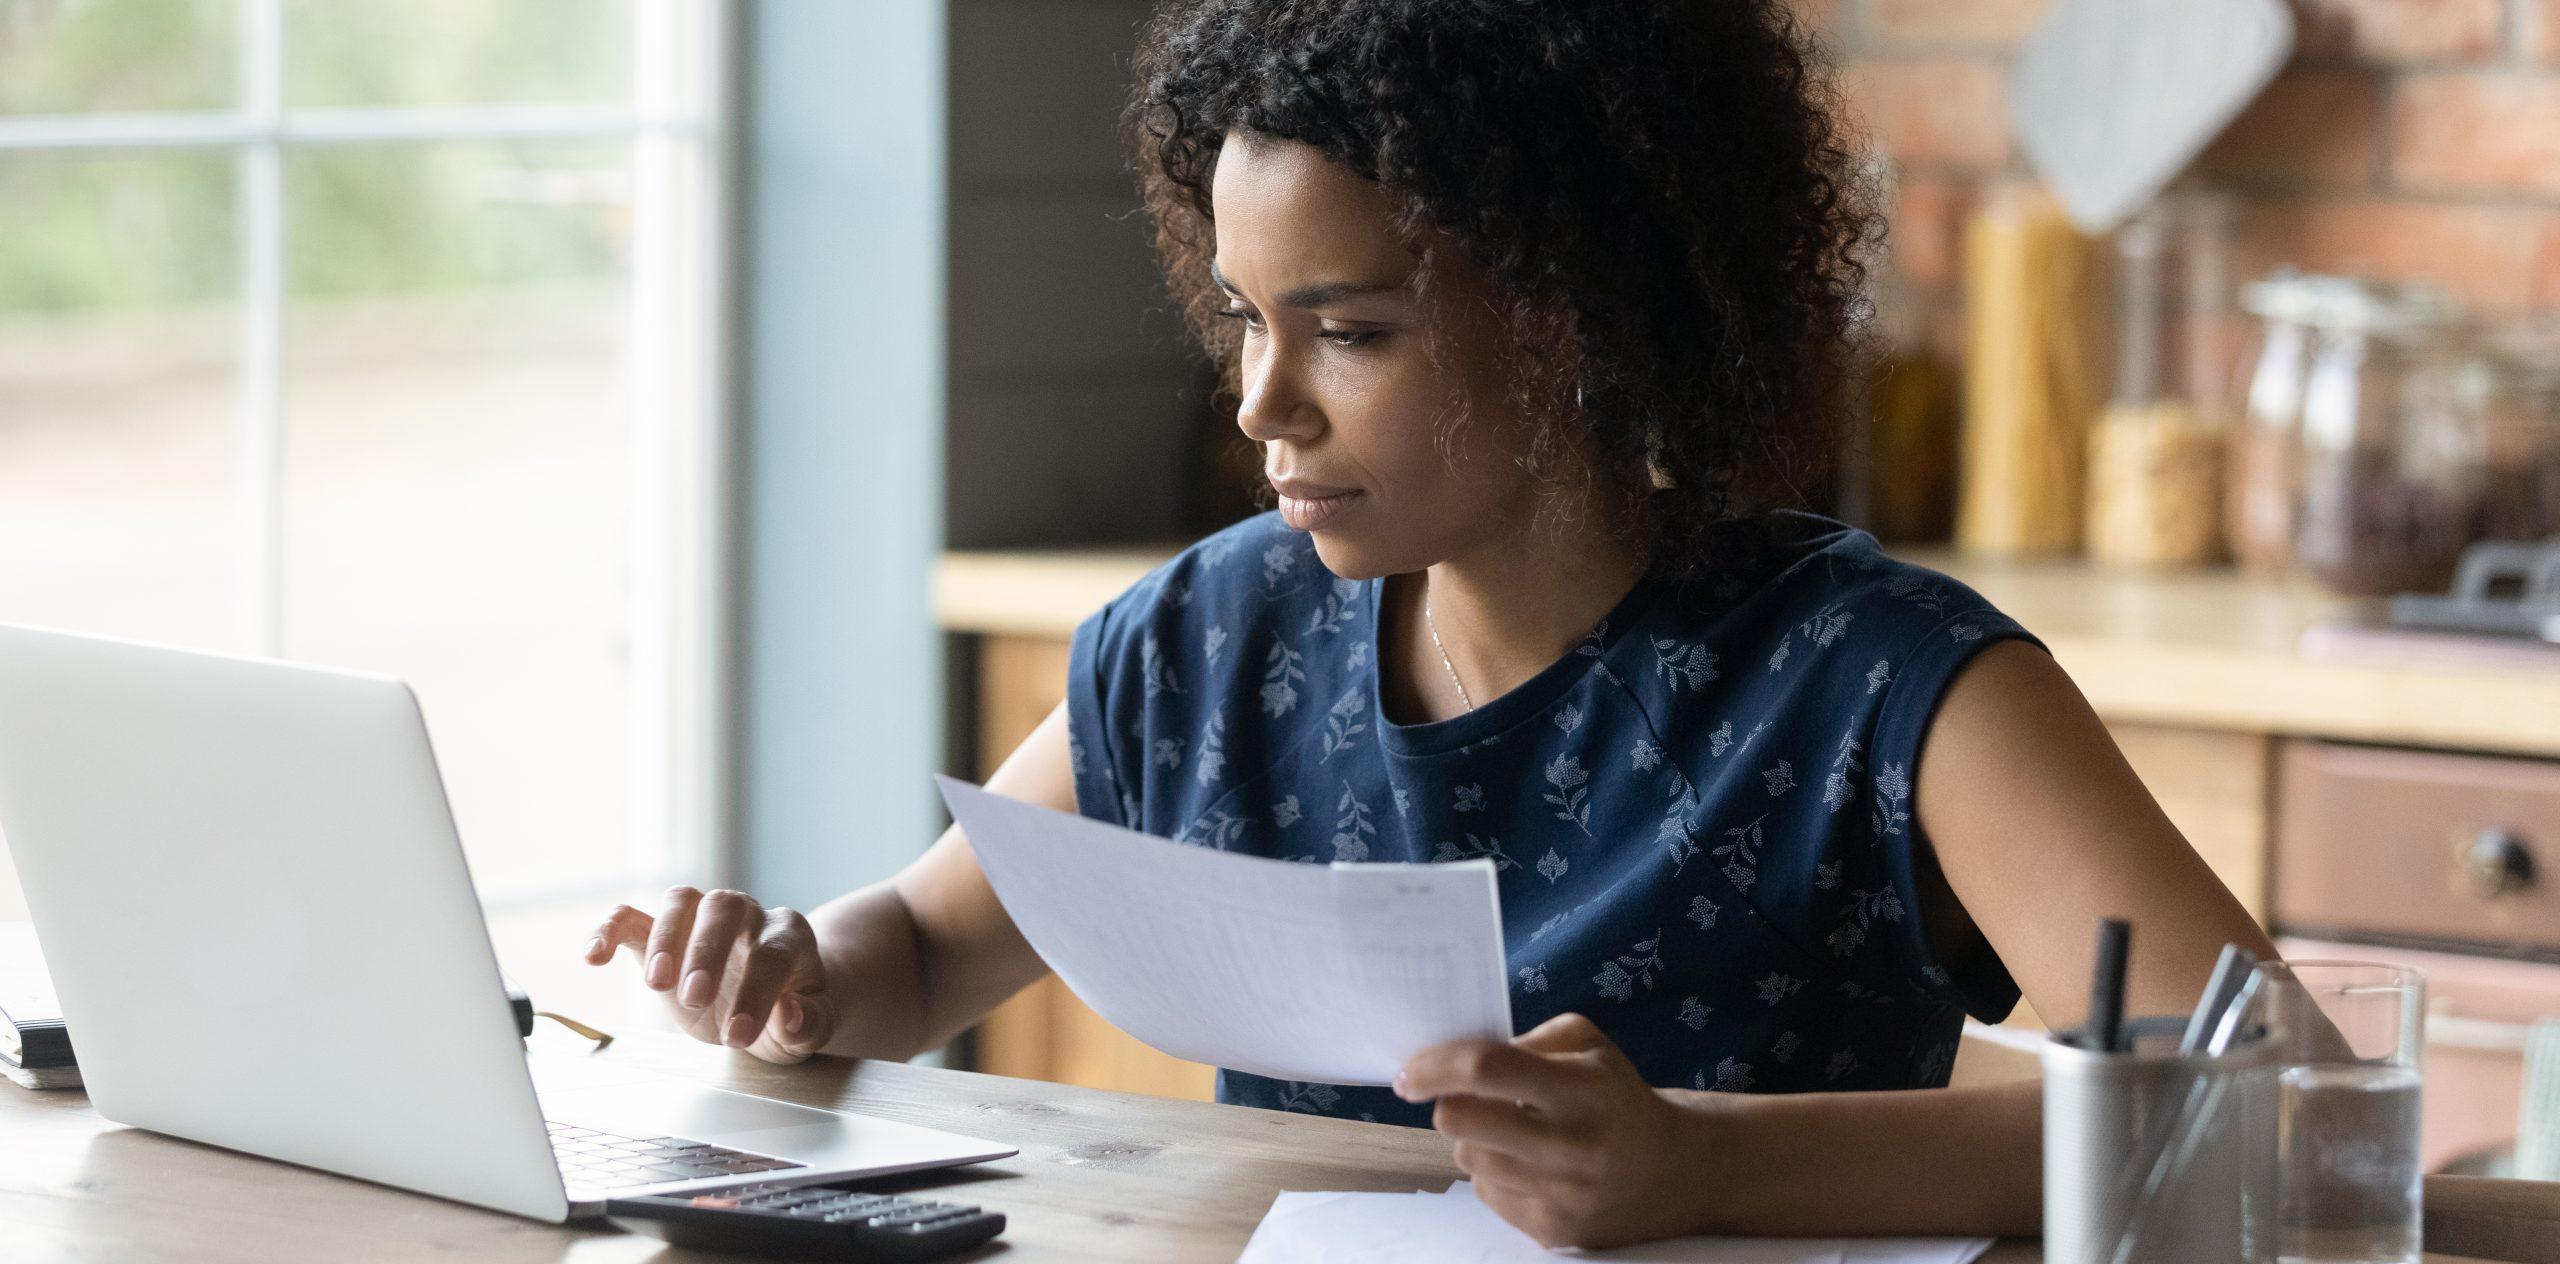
[[1432, 1092, 1566, 1159], [721, 907, 815, 1048], [1512, 1011, 1610, 1055], [680, 889, 758, 1012], [586, 905, 652, 965], [1396, 1039, 1576, 1111], [643, 886, 704, 991]]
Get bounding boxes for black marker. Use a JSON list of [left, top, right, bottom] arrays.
[[2088, 918, 2130, 1053]]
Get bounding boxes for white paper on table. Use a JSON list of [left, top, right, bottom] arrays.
[[935, 776, 1514, 1086], [1236, 1182, 1996, 1264]]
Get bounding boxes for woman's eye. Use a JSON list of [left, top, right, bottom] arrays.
[[1320, 328, 1384, 348], [1214, 308, 1264, 330]]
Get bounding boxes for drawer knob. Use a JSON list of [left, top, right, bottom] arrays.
[[2459, 828, 2536, 899]]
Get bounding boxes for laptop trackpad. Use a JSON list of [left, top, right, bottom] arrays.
[[541, 1080, 1015, 1175], [540, 1080, 844, 1142]]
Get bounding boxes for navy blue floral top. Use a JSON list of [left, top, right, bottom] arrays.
[[1064, 510, 2039, 1126]]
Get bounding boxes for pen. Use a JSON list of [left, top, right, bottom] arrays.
[[2178, 944, 2255, 1055], [2088, 918, 2130, 1053]]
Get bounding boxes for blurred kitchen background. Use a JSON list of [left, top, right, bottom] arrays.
[[3, 0, 2557, 1181]]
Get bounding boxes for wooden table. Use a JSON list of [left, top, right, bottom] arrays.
[[0, 1030, 2508, 1262]]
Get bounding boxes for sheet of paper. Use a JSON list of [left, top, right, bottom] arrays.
[[935, 776, 1512, 1086], [1237, 1181, 1996, 1264]]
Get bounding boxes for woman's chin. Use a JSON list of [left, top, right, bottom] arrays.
[[1304, 532, 1394, 582]]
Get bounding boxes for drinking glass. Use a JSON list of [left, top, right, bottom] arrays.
[[2258, 961, 2427, 1264]]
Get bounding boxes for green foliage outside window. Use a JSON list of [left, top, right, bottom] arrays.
[[0, 0, 636, 321]]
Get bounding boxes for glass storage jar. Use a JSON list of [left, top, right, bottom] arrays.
[[2086, 189, 2236, 569], [2292, 282, 2486, 596], [2226, 269, 2328, 573]]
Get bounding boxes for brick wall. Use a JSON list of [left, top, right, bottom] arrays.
[[1798, 0, 2560, 367]]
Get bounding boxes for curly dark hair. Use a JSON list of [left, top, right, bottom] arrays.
[[1126, 0, 1883, 577]]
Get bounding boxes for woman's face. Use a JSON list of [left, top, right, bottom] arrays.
[[1209, 133, 1538, 580]]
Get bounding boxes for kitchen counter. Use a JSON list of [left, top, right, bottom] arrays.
[[935, 545, 2560, 759]]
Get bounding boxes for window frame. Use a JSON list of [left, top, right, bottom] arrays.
[[0, 0, 736, 905]]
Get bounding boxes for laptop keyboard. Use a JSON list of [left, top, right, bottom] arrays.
[[547, 1120, 807, 1188]]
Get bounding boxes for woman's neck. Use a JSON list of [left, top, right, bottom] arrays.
[[1389, 512, 1650, 723]]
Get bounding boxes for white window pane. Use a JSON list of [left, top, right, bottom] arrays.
[[0, 149, 242, 922], [284, 0, 634, 108], [0, 0, 237, 116], [280, 141, 634, 927]]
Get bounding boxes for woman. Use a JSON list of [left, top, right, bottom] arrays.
[[589, 0, 2272, 1247]]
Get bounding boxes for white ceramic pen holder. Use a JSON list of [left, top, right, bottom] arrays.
[[2042, 1022, 2281, 1264]]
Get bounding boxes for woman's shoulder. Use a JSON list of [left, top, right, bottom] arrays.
[[1660, 512, 2020, 656], [1619, 512, 2041, 765]]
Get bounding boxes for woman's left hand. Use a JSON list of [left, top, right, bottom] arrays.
[[1395, 1012, 1710, 1249]]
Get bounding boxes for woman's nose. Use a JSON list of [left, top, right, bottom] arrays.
[[1234, 341, 1321, 445]]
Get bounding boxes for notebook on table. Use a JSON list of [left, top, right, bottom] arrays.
[[0, 921, 78, 1090]]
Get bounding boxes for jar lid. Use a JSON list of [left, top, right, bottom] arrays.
[[2241, 271, 2369, 326], [2240, 271, 2462, 337], [2238, 266, 2312, 322]]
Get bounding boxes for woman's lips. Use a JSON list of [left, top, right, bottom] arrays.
[[1275, 486, 1363, 531]]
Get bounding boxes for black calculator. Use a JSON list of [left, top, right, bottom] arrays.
[[602, 1184, 1005, 1260]]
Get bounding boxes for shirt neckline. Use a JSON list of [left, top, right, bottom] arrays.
[[1367, 570, 1661, 759]]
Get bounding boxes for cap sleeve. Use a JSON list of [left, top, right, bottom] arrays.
[[1864, 602, 2041, 1023], [1059, 512, 1313, 839], [1066, 599, 1140, 830]]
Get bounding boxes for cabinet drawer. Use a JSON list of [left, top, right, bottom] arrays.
[[2274, 742, 2560, 955]]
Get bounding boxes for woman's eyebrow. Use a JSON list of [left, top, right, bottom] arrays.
[[1210, 261, 1405, 310]]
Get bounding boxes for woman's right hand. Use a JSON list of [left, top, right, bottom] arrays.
[[585, 886, 838, 1064]]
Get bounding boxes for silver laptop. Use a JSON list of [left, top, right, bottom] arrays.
[[0, 622, 1014, 1221]]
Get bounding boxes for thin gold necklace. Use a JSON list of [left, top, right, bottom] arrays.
[[1421, 574, 1477, 712]]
